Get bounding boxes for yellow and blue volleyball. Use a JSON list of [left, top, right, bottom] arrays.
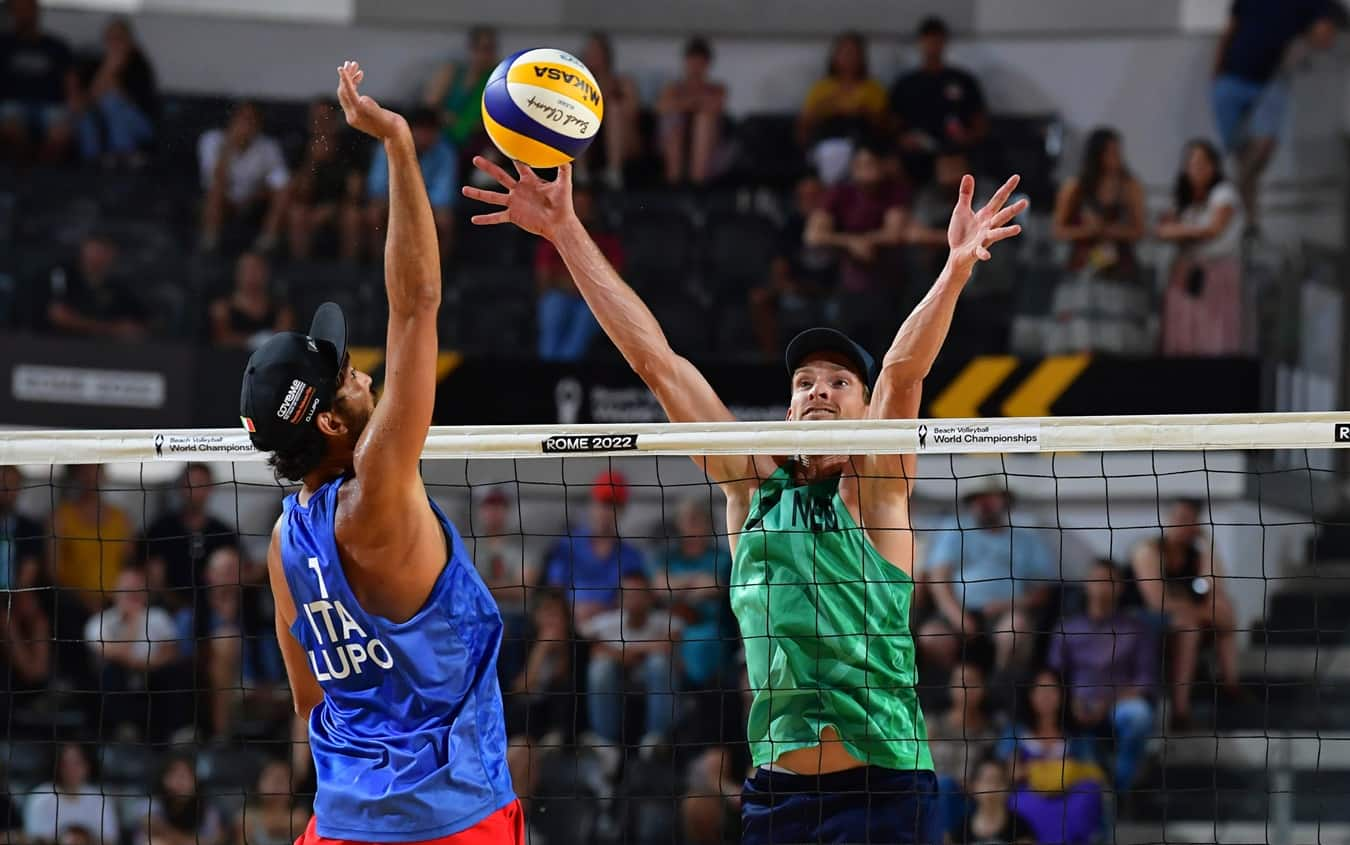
[[481, 48, 604, 168]]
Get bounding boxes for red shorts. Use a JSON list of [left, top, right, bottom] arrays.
[[295, 801, 524, 845]]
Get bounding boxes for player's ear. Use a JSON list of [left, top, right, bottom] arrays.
[[315, 410, 346, 437]]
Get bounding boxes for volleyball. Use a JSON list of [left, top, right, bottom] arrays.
[[481, 48, 604, 168]]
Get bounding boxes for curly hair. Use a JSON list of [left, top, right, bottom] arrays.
[[267, 425, 327, 483]]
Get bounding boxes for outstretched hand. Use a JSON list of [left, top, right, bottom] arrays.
[[947, 174, 1029, 274], [461, 157, 576, 240], [336, 60, 406, 141]]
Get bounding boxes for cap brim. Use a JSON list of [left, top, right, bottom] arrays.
[[785, 327, 876, 387], [309, 302, 348, 372]]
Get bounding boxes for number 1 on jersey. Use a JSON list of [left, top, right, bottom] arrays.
[[308, 556, 330, 599]]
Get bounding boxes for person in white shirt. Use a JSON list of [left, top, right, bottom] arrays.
[[1157, 138, 1246, 355], [579, 571, 684, 763], [83, 567, 183, 741], [198, 101, 290, 253], [23, 743, 119, 845]]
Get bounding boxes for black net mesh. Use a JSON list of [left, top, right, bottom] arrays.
[[0, 445, 1342, 845]]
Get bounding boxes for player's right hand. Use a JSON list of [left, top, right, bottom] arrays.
[[462, 157, 577, 241], [337, 60, 406, 141]]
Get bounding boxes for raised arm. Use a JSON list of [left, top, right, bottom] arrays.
[[463, 158, 757, 486], [871, 174, 1025, 419], [335, 61, 442, 501], [866, 174, 1025, 480]]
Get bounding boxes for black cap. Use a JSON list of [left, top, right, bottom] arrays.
[[239, 302, 348, 452], [784, 327, 878, 388]]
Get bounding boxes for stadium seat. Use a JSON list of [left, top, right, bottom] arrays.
[[986, 114, 1063, 211], [456, 219, 533, 267], [699, 211, 782, 302], [196, 746, 266, 793], [730, 113, 803, 190], [619, 208, 697, 301], [98, 744, 158, 787], [0, 740, 53, 789]]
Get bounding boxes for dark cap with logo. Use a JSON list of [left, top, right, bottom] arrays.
[[239, 302, 348, 452], [784, 327, 878, 389]]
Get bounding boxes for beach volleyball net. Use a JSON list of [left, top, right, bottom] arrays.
[[1, 412, 1348, 845]]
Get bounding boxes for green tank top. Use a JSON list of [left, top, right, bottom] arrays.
[[730, 462, 933, 771]]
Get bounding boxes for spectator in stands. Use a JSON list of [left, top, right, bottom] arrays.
[[797, 31, 891, 184], [208, 252, 294, 350], [233, 760, 310, 845], [542, 470, 647, 624], [1052, 127, 1144, 283], [998, 670, 1106, 845], [0, 0, 77, 163], [0, 464, 42, 590], [581, 570, 684, 764], [47, 230, 148, 341], [143, 462, 238, 611], [76, 16, 158, 165], [1048, 558, 1157, 787], [503, 590, 578, 813], [961, 757, 1033, 845], [926, 660, 1004, 837], [84, 566, 186, 741], [657, 497, 731, 690], [0, 566, 51, 726], [579, 32, 642, 189], [917, 479, 1055, 676], [1157, 139, 1245, 356], [1213, 1, 1343, 231], [535, 182, 620, 361], [749, 171, 832, 358], [287, 98, 362, 260], [1129, 498, 1240, 729], [423, 25, 497, 170], [681, 745, 748, 845], [61, 827, 94, 845], [195, 546, 245, 741], [141, 755, 226, 845], [52, 464, 135, 615], [198, 100, 290, 253], [657, 36, 728, 186], [23, 744, 119, 845], [889, 16, 989, 186], [360, 106, 455, 261], [804, 141, 909, 355], [468, 486, 536, 685]]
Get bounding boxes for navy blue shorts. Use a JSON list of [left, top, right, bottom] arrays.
[[741, 766, 941, 845]]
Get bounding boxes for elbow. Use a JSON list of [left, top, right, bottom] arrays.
[[879, 354, 927, 388]]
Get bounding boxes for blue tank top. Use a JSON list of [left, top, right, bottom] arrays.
[[279, 475, 514, 841]]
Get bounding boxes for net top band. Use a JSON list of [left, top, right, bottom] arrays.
[[2, 412, 1349, 464]]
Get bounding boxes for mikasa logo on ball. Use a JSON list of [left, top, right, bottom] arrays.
[[531, 65, 601, 106]]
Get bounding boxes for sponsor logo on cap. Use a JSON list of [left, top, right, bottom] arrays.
[[277, 379, 313, 423]]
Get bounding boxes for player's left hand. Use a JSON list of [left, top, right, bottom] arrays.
[[947, 173, 1028, 274]]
